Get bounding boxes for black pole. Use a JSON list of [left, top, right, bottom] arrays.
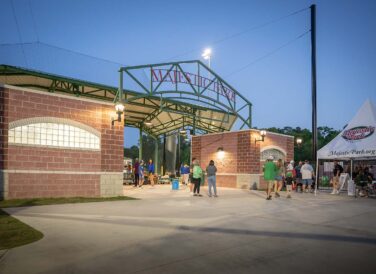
[[310, 4, 318, 163], [176, 134, 180, 175], [162, 134, 166, 175]]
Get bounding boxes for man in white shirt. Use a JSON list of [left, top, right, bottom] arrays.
[[301, 160, 314, 193]]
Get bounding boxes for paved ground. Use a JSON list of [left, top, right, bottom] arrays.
[[1, 185, 376, 274]]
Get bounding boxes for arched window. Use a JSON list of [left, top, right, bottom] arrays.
[[8, 117, 100, 150], [260, 147, 286, 161]]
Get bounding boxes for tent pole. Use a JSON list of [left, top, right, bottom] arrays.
[[315, 158, 319, 196]]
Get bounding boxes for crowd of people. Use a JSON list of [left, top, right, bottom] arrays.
[[129, 156, 374, 199], [131, 158, 156, 188], [130, 157, 218, 197], [180, 158, 218, 197], [263, 157, 375, 200], [263, 156, 316, 200]]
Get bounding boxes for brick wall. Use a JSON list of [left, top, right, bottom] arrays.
[[192, 129, 294, 189], [0, 87, 6, 170], [0, 86, 124, 199]]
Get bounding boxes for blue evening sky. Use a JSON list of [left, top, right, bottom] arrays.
[[1, 0, 375, 147]]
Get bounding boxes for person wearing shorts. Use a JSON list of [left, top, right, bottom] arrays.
[[285, 171, 294, 198], [301, 160, 314, 193], [295, 161, 303, 192], [263, 155, 277, 200], [274, 159, 285, 198]]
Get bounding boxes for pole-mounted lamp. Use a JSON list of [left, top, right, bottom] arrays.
[[112, 102, 125, 126], [296, 137, 303, 148], [202, 48, 212, 68], [255, 130, 266, 144]]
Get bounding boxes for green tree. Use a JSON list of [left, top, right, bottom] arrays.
[[124, 145, 139, 160]]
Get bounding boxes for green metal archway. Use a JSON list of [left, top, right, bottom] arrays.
[[116, 60, 252, 137]]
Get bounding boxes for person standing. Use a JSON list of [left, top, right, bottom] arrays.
[[295, 161, 303, 192], [263, 156, 277, 200], [148, 159, 155, 187], [139, 160, 144, 187], [330, 160, 343, 194], [206, 160, 218, 197], [274, 159, 285, 198], [182, 163, 189, 185], [133, 158, 140, 187], [189, 158, 196, 193], [192, 160, 203, 196], [301, 160, 314, 193]]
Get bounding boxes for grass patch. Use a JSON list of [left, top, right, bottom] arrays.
[[0, 196, 138, 208], [0, 209, 44, 250]]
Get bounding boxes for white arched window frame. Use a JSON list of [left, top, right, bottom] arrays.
[[260, 146, 286, 161], [8, 117, 101, 150]]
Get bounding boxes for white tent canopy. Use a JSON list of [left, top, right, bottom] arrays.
[[317, 99, 376, 160]]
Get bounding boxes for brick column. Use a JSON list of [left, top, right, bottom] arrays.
[[191, 137, 201, 163]]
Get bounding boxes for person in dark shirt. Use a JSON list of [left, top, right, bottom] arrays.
[[364, 167, 374, 181], [331, 160, 343, 194], [295, 161, 303, 192], [355, 168, 372, 197], [133, 159, 140, 187]]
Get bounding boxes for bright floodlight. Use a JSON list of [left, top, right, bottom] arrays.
[[115, 103, 125, 113], [202, 48, 212, 60]]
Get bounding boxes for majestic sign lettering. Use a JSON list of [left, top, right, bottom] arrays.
[[341, 126, 375, 141], [151, 69, 236, 102]]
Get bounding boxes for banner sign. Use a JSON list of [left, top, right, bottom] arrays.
[[342, 126, 375, 141], [151, 68, 236, 102]]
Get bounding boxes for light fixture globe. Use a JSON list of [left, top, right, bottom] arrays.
[[115, 103, 125, 113], [202, 48, 212, 60], [260, 130, 267, 137]]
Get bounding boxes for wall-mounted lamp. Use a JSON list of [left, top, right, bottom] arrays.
[[255, 130, 266, 144], [296, 137, 303, 148], [217, 147, 225, 159], [112, 102, 125, 127]]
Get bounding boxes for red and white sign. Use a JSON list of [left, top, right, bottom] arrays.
[[341, 126, 375, 141], [151, 68, 236, 102]]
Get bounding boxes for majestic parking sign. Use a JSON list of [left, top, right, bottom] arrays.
[[342, 126, 375, 141]]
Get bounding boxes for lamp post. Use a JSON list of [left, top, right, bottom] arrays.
[[202, 48, 212, 69], [296, 137, 303, 148], [295, 137, 303, 162]]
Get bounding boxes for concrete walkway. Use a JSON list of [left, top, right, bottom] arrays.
[[1, 186, 375, 274]]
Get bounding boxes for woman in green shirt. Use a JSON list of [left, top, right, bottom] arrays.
[[192, 160, 203, 196]]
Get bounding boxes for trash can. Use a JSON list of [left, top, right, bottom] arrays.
[[172, 179, 179, 190]]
